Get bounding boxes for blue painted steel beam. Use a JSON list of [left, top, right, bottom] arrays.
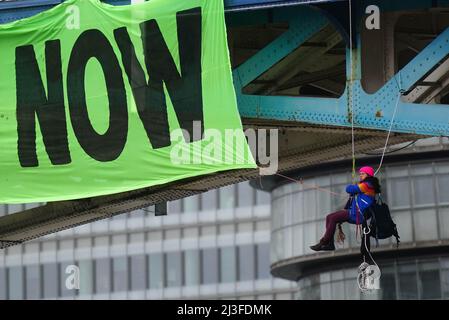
[[3, 0, 449, 136], [236, 0, 449, 136], [233, 7, 328, 89]]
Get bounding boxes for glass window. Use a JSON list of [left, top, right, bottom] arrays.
[[220, 247, 237, 283], [219, 185, 235, 209], [437, 174, 449, 203], [387, 165, 409, 177], [183, 195, 199, 213], [43, 263, 59, 299], [201, 190, 217, 210], [331, 184, 346, 211], [293, 224, 304, 257], [8, 266, 24, 300], [168, 200, 181, 214], [112, 234, 127, 246], [413, 209, 437, 241], [331, 270, 344, 281], [148, 231, 162, 242], [130, 233, 144, 244], [413, 176, 435, 205], [442, 269, 449, 299], [418, 261, 441, 299], [95, 258, 111, 294], [393, 211, 413, 243], [26, 265, 41, 299], [78, 260, 93, 295], [331, 280, 345, 299], [76, 238, 91, 249], [183, 227, 199, 238], [165, 229, 181, 240], [304, 222, 317, 253], [184, 250, 200, 286], [436, 161, 449, 174], [166, 252, 182, 287], [42, 241, 56, 252], [332, 172, 350, 184], [272, 199, 283, 229], [113, 257, 128, 292], [0, 267, 7, 299], [380, 266, 396, 300], [256, 221, 270, 232], [412, 164, 433, 175], [292, 192, 303, 223], [439, 207, 449, 239], [303, 282, 321, 300], [390, 178, 411, 208], [237, 182, 254, 207], [8, 204, 23, 214], [94, 236, 109, 247], [130, 255, 147, 291], [149, 253, 164, 289], [344, 278, 359, 300], [398, 263, 418, 299], [256, 189, 271, 205], [201, 248, 218, 284], [320, 282, 332, 300], [303, 189, 317, 221], [219, 224, 234, 235], [317, 190, 331, 219], [237, 222, 252, 233], [256, 243, 271, 279], [238, 245, 255, 281]]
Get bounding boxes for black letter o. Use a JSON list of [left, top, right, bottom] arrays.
[[67, 29, 127, 161]]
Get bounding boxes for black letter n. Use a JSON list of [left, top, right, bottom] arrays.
[[16, 40, 71, 167]]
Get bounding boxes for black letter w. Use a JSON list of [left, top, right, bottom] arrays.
[[114, 7, 203, 149]]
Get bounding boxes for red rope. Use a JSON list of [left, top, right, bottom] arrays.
[[275, 173, 347, 198]]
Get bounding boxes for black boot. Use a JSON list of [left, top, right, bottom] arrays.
[[310, 240, 335, 252], [320, 241, 335, 251]]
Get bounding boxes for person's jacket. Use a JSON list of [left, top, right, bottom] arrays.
[[345, 180, 376, 224]]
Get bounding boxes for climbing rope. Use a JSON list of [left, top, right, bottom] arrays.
[[348, 0, 357, 183], [275, 173, 347, 198], [374, 71, 406, 176], [362, 225, 379, 269]]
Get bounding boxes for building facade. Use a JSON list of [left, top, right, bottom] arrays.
[[269, 138, 449, 300], [0, 182, 296, 300], [2, 137, 449, 300]]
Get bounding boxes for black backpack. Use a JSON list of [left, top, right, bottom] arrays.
[[366, 195, 400, 247]]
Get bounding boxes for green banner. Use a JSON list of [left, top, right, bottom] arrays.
[[0, 0, 256, 204]]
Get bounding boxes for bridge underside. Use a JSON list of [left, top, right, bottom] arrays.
[[0, 126, 420, 248], [2, 0, 449, 247]]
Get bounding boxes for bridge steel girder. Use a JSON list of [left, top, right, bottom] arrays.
[[234, 1, 449, 137]]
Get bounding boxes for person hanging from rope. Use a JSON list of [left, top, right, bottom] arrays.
[[310, 166, 381, 251]]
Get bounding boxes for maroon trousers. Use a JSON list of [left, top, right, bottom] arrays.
[[321, 209, 350, 243]]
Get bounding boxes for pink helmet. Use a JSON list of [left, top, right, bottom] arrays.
[[359, 166, 375, 177]]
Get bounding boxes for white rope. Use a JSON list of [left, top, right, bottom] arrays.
[[374, 72, 404, 176], [348, 0, 356, 182], [374, 94, 401, 176], [362, 226, 378, 269]]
